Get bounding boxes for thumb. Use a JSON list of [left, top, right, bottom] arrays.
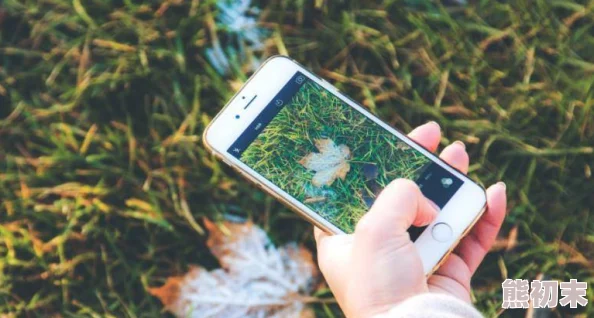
[[345, 179, 439, 317], [356, 178, 439, 244]]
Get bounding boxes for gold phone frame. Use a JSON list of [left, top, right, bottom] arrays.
[[202, 56, 487, 275]]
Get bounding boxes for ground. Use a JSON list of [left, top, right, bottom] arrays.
[[0, 0, 593, 317]]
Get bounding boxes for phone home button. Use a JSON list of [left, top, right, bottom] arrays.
[[431, 222, 453, 242]]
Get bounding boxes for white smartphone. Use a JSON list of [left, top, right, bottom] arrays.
[[204, 56, 487, 274]]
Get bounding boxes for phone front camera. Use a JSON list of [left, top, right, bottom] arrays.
[[235, 115, 240, 119]]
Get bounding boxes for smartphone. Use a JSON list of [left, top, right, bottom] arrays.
[[203, 56, 487, 274]]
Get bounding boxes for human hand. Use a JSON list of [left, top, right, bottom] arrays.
[[314, 122, 507, 317]]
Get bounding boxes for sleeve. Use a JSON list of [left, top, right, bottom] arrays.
[[375, 293, 484, 318]]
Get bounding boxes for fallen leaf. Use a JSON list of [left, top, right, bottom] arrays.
[[149, 217, 319, 318], [299, 139, 351, 187]]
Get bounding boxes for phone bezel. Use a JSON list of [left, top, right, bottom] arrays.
[[204, 56, 487, 274]]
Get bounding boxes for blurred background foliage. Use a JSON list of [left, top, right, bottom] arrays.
[[0, 0, 593, 316]]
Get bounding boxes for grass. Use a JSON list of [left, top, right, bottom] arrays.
[[240, 80, 431, 233], [0, 0, 593, 316]]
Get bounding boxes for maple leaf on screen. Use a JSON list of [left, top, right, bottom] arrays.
[[299, 138, 351, 187], [149, 217, 319, 318]]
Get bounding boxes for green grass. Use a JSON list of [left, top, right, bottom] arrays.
[[240, 80, 431, 232], [1, 0, 593, 317]]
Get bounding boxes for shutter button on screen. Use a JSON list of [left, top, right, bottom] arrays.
[[431, 222, 453, 242]]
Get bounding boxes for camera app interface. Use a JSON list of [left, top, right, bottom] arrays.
[[228, 72, 462, 234]]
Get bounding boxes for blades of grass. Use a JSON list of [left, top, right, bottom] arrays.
[[72, 0, 97, 29]]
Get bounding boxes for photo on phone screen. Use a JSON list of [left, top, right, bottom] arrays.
[[228, 72, 463, 236]]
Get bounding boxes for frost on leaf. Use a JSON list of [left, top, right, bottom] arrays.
[[299, 139, 351, 187], [149, 218, 319, 318], [205, 0, 268, 75]]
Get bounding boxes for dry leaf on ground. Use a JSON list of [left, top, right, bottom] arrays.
[[299, 138, 351, 187], [149, 218, 319, 318]]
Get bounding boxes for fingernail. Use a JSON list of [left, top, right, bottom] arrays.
[[453, 140, 466, 149], [497, 181, 506, 190], [428, 121, 440, 129], [423, 200, 441, 225], [427, 199, 441, 214]]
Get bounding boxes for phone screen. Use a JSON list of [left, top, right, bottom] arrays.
[[228, 72, 463, 236]]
